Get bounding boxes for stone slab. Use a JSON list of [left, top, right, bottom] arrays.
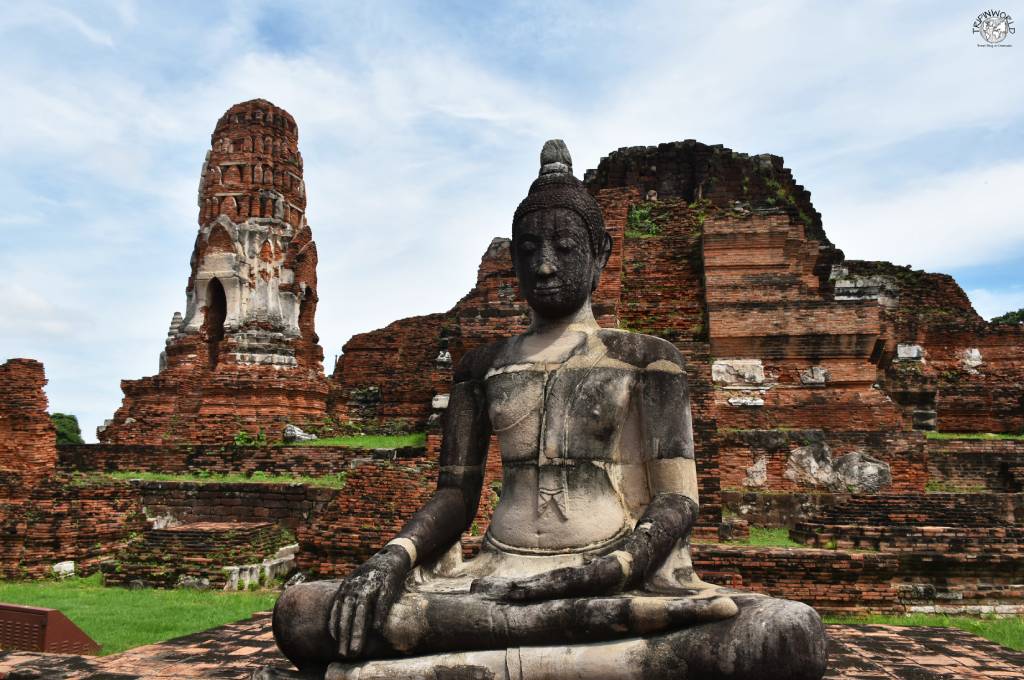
[[0, 615, 1020, 679]]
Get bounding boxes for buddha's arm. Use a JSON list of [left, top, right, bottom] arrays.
[[392, 375, 491, 560], [331, 353, 492, 658]]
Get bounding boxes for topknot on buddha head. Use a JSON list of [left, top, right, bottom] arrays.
[[513, 140, 609, 259]]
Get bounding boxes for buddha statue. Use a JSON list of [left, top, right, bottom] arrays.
[[265, 140, 828, 680]]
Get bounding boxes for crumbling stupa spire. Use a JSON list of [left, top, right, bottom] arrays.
[[101, 100, 329, 444]]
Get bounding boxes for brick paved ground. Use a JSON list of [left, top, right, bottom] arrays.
[[0, 615, 1021, 679]]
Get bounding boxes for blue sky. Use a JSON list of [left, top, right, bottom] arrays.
[[1, 1, 1022, 441]]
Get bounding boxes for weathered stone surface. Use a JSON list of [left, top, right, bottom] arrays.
[[743, 456, 768, 487], [799, 366, 829, 385], [896, 343, 924, 361], [51, 560, 75, 578], [283, 424, 317, 442], [100, 100, 330, 444], [832, 451, 892, 493], [712, 359, 765, 386], [784, 442, 892, 493]]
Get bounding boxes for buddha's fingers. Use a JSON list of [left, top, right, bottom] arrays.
[[335, 593, 357, 657], [660, 596, 739, 626], [348, 598, 372, 657], [469, 576, 516, 600], [372, 585, 397, 632]]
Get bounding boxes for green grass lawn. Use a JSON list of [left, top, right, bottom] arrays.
[[715, 526, 803, 548], [93, 470, 349, 489], [286, 432, 426, 448], [0, 574, 278, 655], [825, 613, 1024, 651], [742, 527, 803, 548], [925, 431, 1024, 441]]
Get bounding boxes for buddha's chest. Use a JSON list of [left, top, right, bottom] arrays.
[[484, 364, 638, 464]]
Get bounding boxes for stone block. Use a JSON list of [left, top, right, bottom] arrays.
[[896, 343, 924, 361], [799, 366, 829, 385], [712, 359, 765, 386]]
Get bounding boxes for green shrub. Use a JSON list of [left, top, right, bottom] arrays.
[[233, 429, 267, 447], [626, 203, 660, 237], [991, 307, 1024, 325], [51, 413, 84, 445]]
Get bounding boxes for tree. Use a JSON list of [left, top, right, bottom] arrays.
[[991, 308, 1024, 325], [51, 413, 84, 445]]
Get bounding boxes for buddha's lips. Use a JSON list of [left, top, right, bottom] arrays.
[[533, 284, 564, 295]]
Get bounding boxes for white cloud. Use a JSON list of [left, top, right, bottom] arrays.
[[0, 4, 115, 47], [966, 287, 1024, 321], [2, 1, 1022, 441], [824, 160, 1024, 270], [0, 282, 78, 338]]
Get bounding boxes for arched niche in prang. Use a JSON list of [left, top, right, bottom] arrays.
[[297, 285, 318, 343], [204, 277, 228, 368]]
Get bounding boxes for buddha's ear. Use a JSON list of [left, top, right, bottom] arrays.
[[591, 231, 612, 291], [598, 232, 612, 269]]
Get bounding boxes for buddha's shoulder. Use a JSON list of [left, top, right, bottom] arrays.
[[595, 328, 686, 370], [452, 338, 517, 382]]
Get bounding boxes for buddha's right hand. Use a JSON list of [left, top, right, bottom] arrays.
[[329, 544, 412, 659]]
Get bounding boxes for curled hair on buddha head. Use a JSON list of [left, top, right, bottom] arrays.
[[512, 139, 612, 270]]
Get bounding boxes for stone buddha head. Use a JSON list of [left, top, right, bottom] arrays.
[[512, 140, 612, 320]]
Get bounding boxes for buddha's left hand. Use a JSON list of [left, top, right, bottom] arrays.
[[471, 553, 627, 601]]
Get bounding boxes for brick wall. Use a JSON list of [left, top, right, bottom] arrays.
[[927, 438, 1024, 492], [693, 543, 1024, 615], [0, 478, 146, 579], [59, 443, 426, 477], [297, 455, 439, 577], [844, 261, 1024, 434], [790, 493, 1023, 554], [104, 521, 292, 588], [0, 359, 57, 486], [721, 490, 850, 528], [693, 544, 900, 614], [135, 481, 336, 532], [102, 355, 330, 445]]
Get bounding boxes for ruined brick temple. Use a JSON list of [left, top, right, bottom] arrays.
[[100, 100, 330, 444], [333, 141, 1024, 439], [2, 104, 1023, 633]]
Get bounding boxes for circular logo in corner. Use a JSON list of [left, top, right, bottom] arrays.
[[974, 9, 1015, 44]]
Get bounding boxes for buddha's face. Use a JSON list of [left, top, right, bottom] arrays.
[[513, 208, 599, 319]]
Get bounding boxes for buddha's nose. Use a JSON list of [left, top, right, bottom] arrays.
[[537, 260, 557, 276]]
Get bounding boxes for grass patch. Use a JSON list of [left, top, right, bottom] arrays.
[[94, 470, 349, 489], [0, 573, 277, 655], [926, 431, 1024, 441], [288, 433, 426, 448], [728, 527, 803, 548], [824, 613, 1024, 651], [925, 480, 987, 493]]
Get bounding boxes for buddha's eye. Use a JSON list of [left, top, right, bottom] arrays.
[[519, 240, 537, 254], [557, 238, 576, 251]]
